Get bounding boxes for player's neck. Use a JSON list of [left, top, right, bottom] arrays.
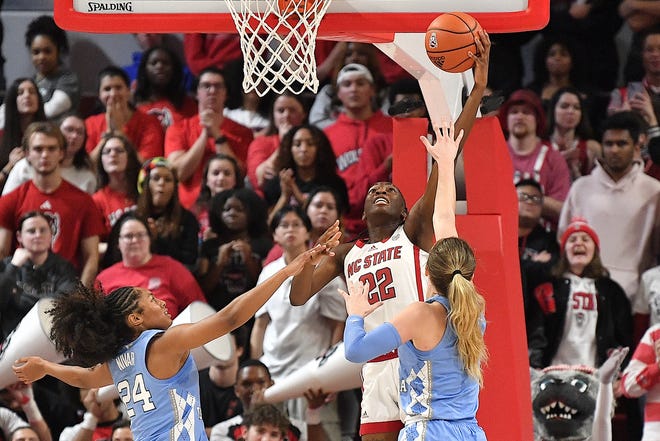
[[366, 220, 399, 243]]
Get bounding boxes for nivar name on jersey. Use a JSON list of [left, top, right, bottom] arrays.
[[115, 352, 136, 370], [346, 246, 402, 277]]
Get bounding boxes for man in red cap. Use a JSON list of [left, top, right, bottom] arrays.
[[499, 89, 571, 230]]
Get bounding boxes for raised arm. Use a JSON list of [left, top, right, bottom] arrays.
[[421, 121, 464, 240], [156, 244, 332, 353], [289, 221, 346, 306], [404, 30, 490, 250], [454, 30, 490, 156], [593, 347, 628, 441]]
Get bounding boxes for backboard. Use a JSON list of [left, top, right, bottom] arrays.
[[56, 0, 549, 39]]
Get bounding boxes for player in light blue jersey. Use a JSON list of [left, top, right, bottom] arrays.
[[341, 121, 488, 441], [11, 241, 337, 441]]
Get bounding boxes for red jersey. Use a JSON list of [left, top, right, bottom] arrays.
[[96, 254, 206, 316], [246, 134, 279, 194], [164, 114, 253, 208], [92, 186, 137, 231], [0, 180, 106, 268], [85, 109, 164, 160]]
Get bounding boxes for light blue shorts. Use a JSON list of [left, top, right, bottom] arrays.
[[399, 419, 487, 441]]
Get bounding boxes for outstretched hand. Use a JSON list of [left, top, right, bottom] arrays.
[[470, 29, 491, 89], [287, 244, 333, 277], [309, 220, 342, 265], [420, 120, 464, 164], [339, 280, 382, 318], [599, 347, 629, 384], [12, 357, 47, 385]]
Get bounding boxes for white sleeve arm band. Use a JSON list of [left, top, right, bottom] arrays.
[[44, 90, 72, 119], [343, 315, 402, 363]]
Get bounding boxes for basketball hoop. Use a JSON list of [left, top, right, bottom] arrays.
[[223, 0, 333, 96]]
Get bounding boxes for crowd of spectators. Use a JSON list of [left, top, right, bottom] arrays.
[[0, 8, 659, 441]]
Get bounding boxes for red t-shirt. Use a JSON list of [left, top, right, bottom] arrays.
[[92, 186, 137, 231], [183, 34, 242, 76], [0, 180, 106, 268], [324, 111, 392, 235], [96, 254, 206, 316], [85, 109, 165, 160], [246, 134, 280, 193], [164, 114, 253, 208]]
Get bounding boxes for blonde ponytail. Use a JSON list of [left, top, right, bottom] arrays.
[[447, 275, 488, 387], [427, 237, 488, 387]]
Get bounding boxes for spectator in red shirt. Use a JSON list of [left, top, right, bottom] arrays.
[[0, 122, 105, 286], [85, 66, 164, 163], [323, 63, 392, 238], [165, 67, 253, 209], [96, 212, 205, 317]]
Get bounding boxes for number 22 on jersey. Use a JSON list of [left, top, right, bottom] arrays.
[[359, 267, 396, 304]]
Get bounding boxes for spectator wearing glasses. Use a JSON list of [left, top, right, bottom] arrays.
[[95, 212, 205, 317], [517, 179, 560, 305], [165, 67, 253, 209]]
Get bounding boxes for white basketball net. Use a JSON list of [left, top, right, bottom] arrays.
[[224, 0, 333, 96]]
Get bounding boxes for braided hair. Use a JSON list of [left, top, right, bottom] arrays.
[[48, 284, 142, 367]]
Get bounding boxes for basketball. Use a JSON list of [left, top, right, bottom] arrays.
[[425, 12, 483, 73], [278, 0, 313, 14]]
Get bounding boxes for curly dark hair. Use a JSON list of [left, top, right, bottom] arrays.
[[274, 125, 338, 181], [209, 188, 269, 239], [25, 15, 69, 57], [134, 46, 187, 109], [48, 283, 142, 366]]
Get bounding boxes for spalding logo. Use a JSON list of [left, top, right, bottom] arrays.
[[87, 2, 133, 12], [429, 32, 438, 49]]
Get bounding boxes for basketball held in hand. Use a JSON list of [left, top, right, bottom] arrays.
[[425, 12, 483, 73]]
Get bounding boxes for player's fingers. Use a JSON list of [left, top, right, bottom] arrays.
[[455, 129, 465, 145]]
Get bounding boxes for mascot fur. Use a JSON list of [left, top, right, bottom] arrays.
[[530, 347, 628, 441]]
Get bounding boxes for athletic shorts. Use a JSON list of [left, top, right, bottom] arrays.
[[399, 419, 487, 441], [359, 358, 404, 435]]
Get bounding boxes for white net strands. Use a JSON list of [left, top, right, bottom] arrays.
[[224, 0, 333, 96]]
